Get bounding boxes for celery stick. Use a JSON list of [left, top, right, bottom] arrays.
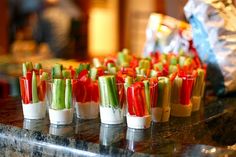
[[52, 79, 65, 110], [179, 56, 186, 68], [150, 70, 157, 78], [41, 72, 49, 81], [52, 64, 62, 79], [65, 79, 72, 109], [62, 70, 71, 79], [34, 63, 42, 70], [154, 63, 163, 71], [22, 63, 27, 77], [162, 77, 171, 107], [143, 80, 151, 114], [93, 58, 102, 68], [171, 77, 182, 104], [26, 62, 33, 71], [157, 79, 164, 107], [110, 75, 119, 107], [158, 77, 171, 107], [76, 63, 90, 75], [184, 57, 192, 66], [99, 76, 118, 108], [108, 67, 117, 75], [169, 65, 178, 74], [32, 71, 39, 103], [193, 69, 205, 96], [98, 77, 107, 106], [135, 67, 141, 74], [90, 67, 98, 81], [170, 56, 177, 65]]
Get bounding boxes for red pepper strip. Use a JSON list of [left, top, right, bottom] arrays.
[[129, 56, 139, 68], [19, 77, 30, 104], [70, 69, 76, 79], [149, 79, 158, 108], [180, 76, 194, 105], [169, 72, 178, 83], [97, 67, 105, 77], [26, 71, 32, 102], [146, 69, 151, 78], [162, 64, 169, 76], [91, 81, 99, 102], [151, 52, 160, 64], [130, 82, 145, 117], [104, 59, 115, 67], [120, 67, 136, 77], [127, 87, 135, 115], [135, 84, 146, 116], [118, 84, 125, 109], [38, 80, 46, 101], [77, 70, 89, 82], [116, 74, 125, 84]]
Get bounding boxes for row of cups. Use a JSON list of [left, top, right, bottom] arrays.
[[20, 74, 202, 129]]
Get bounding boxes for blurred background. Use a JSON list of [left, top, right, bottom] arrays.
[[0, 0, 189, 60], [1, 0, 236, 98]]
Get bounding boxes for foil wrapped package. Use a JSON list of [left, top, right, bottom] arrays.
[[185, 0, 236, 95], [143, 13, 196, 57]]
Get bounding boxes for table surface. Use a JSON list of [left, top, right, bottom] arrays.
[[0, 96, 236, 156]]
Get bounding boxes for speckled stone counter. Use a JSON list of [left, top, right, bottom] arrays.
[[0, 97, 236, 156]]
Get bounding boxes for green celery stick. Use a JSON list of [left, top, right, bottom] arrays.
[[90, 67, 98, 81], [98, 77, 107, 106], [52, 79, 65, 110], [154, 62, 163, 71], [25, 62, 33, 71], [52, 63, 63, 79], [93, 58, 102, 68], [76, 63, 90, 75], [162, 77, 171, 107], [22, 63, 27, 77], [65, 79, 72, 109], [158, 77, 171, 107], [108, 67, 117, 75], [99, 75, 118, 108], [169, 65, 178, 74], [107, 62, 115, 69], [179, 56, 186, 67], [171, 77, 182, 104], [124, 76, 133, 98], [140, 68, 146, 76], [34, 63, 42, 70], [62, 70, 72, 79], [157, 79, 164, 107], [32, 71, 39, 103], [170, 56, 177, 65], [143, 80, 151, 114], [135, 67, 141, 74], [184, 57, 192, 66], [150, 70, 158, 78], [41, 72, 49, 81], [193, 69, 205, 96]]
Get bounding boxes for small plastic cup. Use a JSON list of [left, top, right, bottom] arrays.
[[19, 76, 47, 119], [171, 75, 194, 117], [151, 77, 171, 123], [46, 79, 76, 125], [126, 81, 151, 129], [75, 80, 99, 119], [98, 76, 124, 124]]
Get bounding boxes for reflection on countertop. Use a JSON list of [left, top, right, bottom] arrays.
[[0, 96, 236, 156]]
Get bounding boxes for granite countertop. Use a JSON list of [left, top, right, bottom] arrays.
[[0, 97, 236, 156]]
